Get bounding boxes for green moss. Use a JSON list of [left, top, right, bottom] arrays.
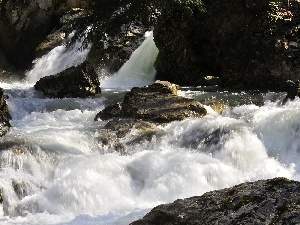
[[267, 177, 293, 186], [221, 196, 232, 208], [234, 195, 263, 210]]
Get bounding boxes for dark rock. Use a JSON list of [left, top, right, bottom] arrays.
[[96, 119, 163, 154], [201, 76, 221, 87], [0, 0, 62, 69], [95, 103, 123, 121], [282, 80, 300, 104], [154, 0, 300, 90], [87, 22, 147, 71], [203, 99, 227, 114], [95, 80, 207, 123], [35, 31, 65, 58], [34, 61, 101, 98], [0, 0, 88, 69], [131, 177, 300, 225], [0, 87, 11, 137], [154, 2, 207, 86]]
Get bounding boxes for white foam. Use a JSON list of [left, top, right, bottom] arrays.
[[101, 31, 159, 89]]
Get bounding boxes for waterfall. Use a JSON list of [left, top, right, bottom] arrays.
[[1, 27, 300, 225], [25, 32, 90, 84], [101, 31, 159, 89]]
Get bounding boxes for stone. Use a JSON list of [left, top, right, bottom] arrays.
[[0, 0, 89, 69], [34, 61, 101, 98], [154, 0, 300, 91], [0, 0, 61, 68], [96, 119, 163, 154], [0, 87, 11, 137], [131, 177, 300, 225], [95, 80, 207, 123]]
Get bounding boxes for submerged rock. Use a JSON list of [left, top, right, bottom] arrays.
[[282, 80, 300, 105], [34, 61, 101, 98], [96, 119, 163, 155], [95, 80, 207, 123], [0, 87, 11, 137], [131, 177, 300, 225]]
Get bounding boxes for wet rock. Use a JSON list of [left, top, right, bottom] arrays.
[[96, 119, 163, 155], [201, 76, 221, 87], [0, 87, 11, 137], [96, 103, 123, 121], [131, 177, 300, 225], [95, 80, 207, 123], [34, 61, 101, 98], [0, 188, 2, 204], [35, 31, 65, 58], [204, 99, 227, 114], [282, 80, 300, 105], [12, 180, 28, 200], [87, 21, 147, 70]]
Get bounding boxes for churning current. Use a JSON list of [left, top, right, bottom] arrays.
[[0, 32, 299, 225]]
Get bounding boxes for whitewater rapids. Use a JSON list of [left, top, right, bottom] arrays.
[[0, 32, 299, 224]]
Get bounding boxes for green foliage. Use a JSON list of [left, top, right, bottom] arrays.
[[64, 0, 205, 55]]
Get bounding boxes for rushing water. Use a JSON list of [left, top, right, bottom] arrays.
[[0, 32, 300, 224]]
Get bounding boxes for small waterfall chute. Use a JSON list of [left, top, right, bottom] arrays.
[[101, 31, 159, 89], [25, 32, 91, 84]]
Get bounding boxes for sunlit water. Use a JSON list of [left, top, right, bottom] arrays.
[[0, 32, 300, 225]]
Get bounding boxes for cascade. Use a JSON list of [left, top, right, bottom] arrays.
[[25, 32, 90, 84], [101, 31, 159, 89], [0, 28, 299, 225]]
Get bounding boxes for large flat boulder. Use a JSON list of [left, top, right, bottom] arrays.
[[131, 177, 300, 225], [95, 80, 207, 123], [34, 61, 101, 98], [0, 87, 11, 136]]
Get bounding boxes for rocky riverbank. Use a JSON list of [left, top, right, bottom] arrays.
[[131, 177, 300, 225]]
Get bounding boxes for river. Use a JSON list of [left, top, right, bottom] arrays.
[[0, 32, 299, 225]]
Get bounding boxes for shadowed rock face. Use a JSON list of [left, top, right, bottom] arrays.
[[0, 87, 11, 137], [154, 0, 300, 90], [0, 0, 60, 68], [0, 0, 89, 69], [131, 177, 300, 225], [95, 80, 207, 123], [34, 61, 101, 98]]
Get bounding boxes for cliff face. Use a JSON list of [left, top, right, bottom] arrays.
[[154, 0, 300, 91], [0, 0, 88, 69]]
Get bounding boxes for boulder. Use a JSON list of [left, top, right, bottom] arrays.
[[34, 61, 101, 98], [0, 87, 11, 137], [154, 0, 300, 90], [95, 80, 207, 123], [96, 119, 163, 154], [131, 177, 300, 225]]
